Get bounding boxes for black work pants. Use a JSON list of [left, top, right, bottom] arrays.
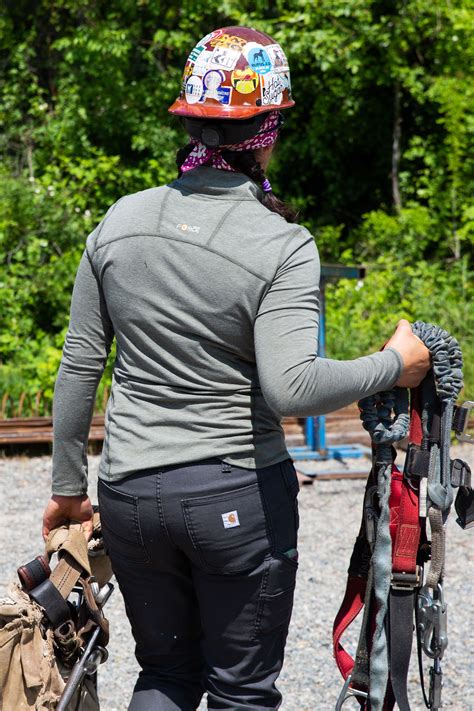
[[97, 458, 300, 710]]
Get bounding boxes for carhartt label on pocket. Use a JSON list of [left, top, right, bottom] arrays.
[[221, 510, 240, 529]]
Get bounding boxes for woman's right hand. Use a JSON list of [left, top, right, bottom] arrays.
[[384, 319, 431, 388]]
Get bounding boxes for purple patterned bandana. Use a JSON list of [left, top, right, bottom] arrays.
[[181, 111, 281, 174]]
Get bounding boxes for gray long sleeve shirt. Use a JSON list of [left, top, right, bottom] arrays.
[[52, 167, 402, 496]]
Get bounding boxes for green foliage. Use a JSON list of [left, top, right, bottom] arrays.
[[0, 0, 473, 413], [325, 215, 473, 396]]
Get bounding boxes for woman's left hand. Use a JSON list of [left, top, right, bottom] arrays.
[[42, 495, 94, 541]]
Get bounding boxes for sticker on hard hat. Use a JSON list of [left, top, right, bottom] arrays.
[[266, 44, 289, 72], [203, 70, 225, 95], [202, 70, 231, 104], [208, 45, 240, 71], [209, 33, 247, 51], [262, 73, 285, 106], [231, 66, 259, 94], [245, 44, 272, 75], [185, 75, 204, 104], [192, 50, 213, 76], [181, 62, 194, 92], [188, 44, 205, 63], [215, 86, 231, 104], [281, 71, 291, 92], [199, 28, 224, 46]]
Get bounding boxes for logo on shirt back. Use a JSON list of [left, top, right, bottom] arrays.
[[176, 223, 201, 234]]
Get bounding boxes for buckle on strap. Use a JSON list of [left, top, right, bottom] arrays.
[[29, 579, 71, 628], [453, 401, 473, 442], [391, 566, 422, 590], [405, 445, 430, 480], [451, 458, 471, 488]]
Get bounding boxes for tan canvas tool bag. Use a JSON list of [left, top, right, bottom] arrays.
[[0, 512, 113, 710]]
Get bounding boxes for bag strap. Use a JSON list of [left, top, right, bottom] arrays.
[[27, 525, 91, 627]]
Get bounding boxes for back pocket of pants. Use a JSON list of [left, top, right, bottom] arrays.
[[182, 482, 270, 574], [98, 479, 149, 562]]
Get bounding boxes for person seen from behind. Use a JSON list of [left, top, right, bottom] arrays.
[[42, 26, 430, 710]]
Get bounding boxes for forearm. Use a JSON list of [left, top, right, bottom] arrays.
[[258, 347, 402, 418], [52, 365, 103, 496]]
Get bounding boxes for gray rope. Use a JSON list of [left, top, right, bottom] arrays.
[[359, 389, 409, 447], [412, 321, 463, 512], [367, 459, 392, 710], [411, 322, 463, 403]]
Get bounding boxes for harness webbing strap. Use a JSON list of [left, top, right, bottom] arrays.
[[49, 552, 84, 600], [392, 477, 420, 575], [333, 576, 367, 680], [384, 394, 424, 711], [388, 588, 415, 711], [333, 322, 469, 711], [25, 526, 91, 631], [426, 508, 445, 589]]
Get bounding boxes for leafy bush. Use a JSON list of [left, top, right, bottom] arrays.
[[324, 208, 473, 397], [326, 256, 473, 397]]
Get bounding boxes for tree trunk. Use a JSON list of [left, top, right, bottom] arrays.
[[391, 83, 402, 212]]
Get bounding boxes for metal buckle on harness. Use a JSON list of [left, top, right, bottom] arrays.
[[335, 675, 368, 710], [453, 401, 473, 443], [450, 458, 472, 488], [417, 584, 448, 660], [391, 565, 422, 590], [404, 445, 430, 480]]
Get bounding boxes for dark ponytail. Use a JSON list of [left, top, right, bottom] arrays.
[[175, 145, 298, 223]]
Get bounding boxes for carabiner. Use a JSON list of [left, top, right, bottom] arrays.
[[335, 676, 368, 710], [416, 583, 448, 660]]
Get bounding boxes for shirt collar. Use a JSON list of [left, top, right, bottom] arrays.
[[170, 166, 262, 201]]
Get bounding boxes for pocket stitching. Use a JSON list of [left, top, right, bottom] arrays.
[[181, 481, 260, 508], [252, 556, 271, 641], [98, 481, 150, 563], [101, 521, 149, 563], [272, 550, 299, 571], [182, 503, 265, 574], [98, 478, 136, 502], [181, 484, 269, 574]]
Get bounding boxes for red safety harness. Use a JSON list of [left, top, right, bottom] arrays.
[[333, 390, 424, 709], [333, 351, 472, 711]]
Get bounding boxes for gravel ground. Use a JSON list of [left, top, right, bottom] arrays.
[[0, 446, 472, 710]]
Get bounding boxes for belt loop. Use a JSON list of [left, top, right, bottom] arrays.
[[221, 461, 232, 474]]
